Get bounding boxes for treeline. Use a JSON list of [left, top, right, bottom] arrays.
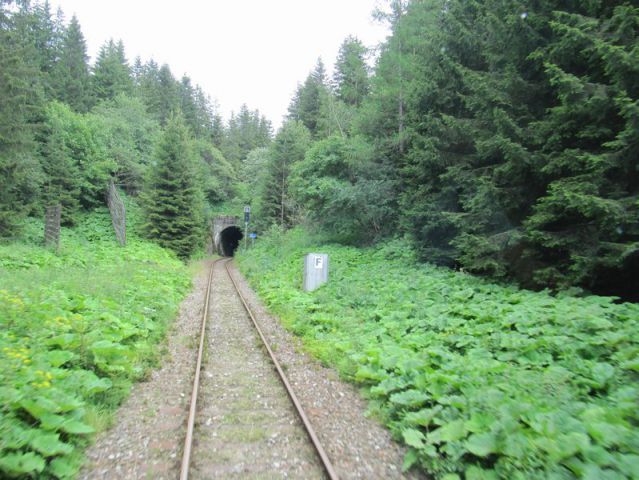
[[0, 0, 272, 257], [249, 0, 638, 300]]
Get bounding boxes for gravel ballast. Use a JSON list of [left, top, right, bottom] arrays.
[[79, 259, 422, 479]]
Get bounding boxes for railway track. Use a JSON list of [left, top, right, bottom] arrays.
[[179, 258, 339, 479]]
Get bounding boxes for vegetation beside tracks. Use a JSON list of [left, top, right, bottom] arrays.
[[238, 229, 639, 479], [0, 208, 191, 478]]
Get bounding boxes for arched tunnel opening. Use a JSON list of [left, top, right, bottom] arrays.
[[219, 226, 243, 257]]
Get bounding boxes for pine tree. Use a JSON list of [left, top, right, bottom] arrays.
[[333, 36, 370, 107], [287, 58, 329, 137], [92, 39, 132, 102], [53, 15, 91, 112], [26, 1, 62, 100], [40, 103, 81, 225], [524, 3, 639, 293], [259, 121, 310, 229], [179, 75, 198, 134], [143, 113, 203, 259], [0, 2, 44, 236], [221, 105, 272, 166], [155, 64, 180, 125]]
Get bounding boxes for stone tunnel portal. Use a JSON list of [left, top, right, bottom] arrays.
[[219, 226, 243, 257], [212, 215, 243, 257]]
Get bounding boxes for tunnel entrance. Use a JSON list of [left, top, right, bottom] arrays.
[[219, 226, 243, 257]]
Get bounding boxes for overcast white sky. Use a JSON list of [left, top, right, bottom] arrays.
[[50, 0, 390, 130]]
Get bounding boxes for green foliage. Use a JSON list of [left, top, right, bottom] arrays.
[[90, 94, 161, 195], [238, 229, 639, 479], [354, 0, 639, 298], [258, 120, 311, 229], [0, 207, 190, 479], [195, 138, 238, 204], [288, 58, 329, 138], [523, 4, 639, 294], [290, 135, 396, 243], [0, 2, 45, 238], [221, 104, 272, 166], [40, 102, 115, 224], [333, 35, 370, 107], [142, 113, 205, 259], [52, 15, 91, 112], [92, 39, 133, 103]]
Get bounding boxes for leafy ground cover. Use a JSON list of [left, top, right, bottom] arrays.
[[0, 206, 191, 478], [237, 229, 639, 479]]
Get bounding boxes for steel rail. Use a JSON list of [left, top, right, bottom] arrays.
[[224, 259, 340, 480], [179, 259, 217, 480]]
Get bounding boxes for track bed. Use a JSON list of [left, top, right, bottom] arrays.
[[186, 259, 326, 478]]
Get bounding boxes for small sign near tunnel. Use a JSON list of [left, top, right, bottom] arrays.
[[304, 253, 328, 292]]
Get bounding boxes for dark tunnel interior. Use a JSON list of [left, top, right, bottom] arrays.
[[220, 226, 243, 257]]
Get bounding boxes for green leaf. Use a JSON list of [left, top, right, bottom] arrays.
[[60, 419, 95, 434], [465, 432, 498, 457], [1, 425, 36, 449], [39, 413, 66, 430], [465, 465, 498, 480], [402, 428, 425, 448], [46, 350, 76, 367], [50, 456, 78, 479], [402, 449, 418, 472], [616, 454, 639, 478], [390, 389, 430, 408], [591, 363, 615, 388], [83, 376, 112, 395], [620, 358, 639, 372], [20, 397, 61, 419], [428, 420, 467, 444], [442, 475, 461, 480], [0, 452, 46, 475], [31, 433, 74, 456], [404, 407, 441, 427], [586, 422, 629, 447]]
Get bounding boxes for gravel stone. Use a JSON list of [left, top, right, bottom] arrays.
[[78, 262, 209, 480], [227, 261, 424, 479], [78, 259, 425, 479]]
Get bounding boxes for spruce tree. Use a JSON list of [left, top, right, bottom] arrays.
[[259, 120, 310, 229], [53, 15, 91, 112], [333, 36, 370, 107], [143, 113, 203, 259], [287, 58, 329, 137], [179, 75, 198, 134], [0, 2, 44, 237], [155, 64, 180, 125], [40, 103, 82, 225], [92, 39, 133, 102], [524, 3, 639, 293]]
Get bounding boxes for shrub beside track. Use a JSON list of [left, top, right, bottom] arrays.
[[238, 229, 639, 479]]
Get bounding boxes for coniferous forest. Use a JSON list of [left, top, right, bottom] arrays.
[[1, 0, 638, 478], [1, 0, 637, 296]]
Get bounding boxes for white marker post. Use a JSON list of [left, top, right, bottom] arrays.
[[303, 253, 329, 292]]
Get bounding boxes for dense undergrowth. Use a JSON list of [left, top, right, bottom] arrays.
[[0, 205, 191, 478], [237, 229, 639, 480]]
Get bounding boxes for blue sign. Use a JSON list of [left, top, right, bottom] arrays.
[[249, 233, 257, 239]]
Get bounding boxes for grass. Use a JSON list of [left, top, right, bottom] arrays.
[[0, 204, 192, 478], [237, 227, 639, 480]]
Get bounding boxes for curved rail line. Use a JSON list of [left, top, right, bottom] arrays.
[[179, 258, 339, 480]]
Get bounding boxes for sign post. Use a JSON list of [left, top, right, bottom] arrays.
[[243, 206, 250, 251], [303, 253, 329, 291]]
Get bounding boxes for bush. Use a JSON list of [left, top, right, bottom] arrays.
[[0, 208, 190, 478], [238, 229, 639, 479]]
